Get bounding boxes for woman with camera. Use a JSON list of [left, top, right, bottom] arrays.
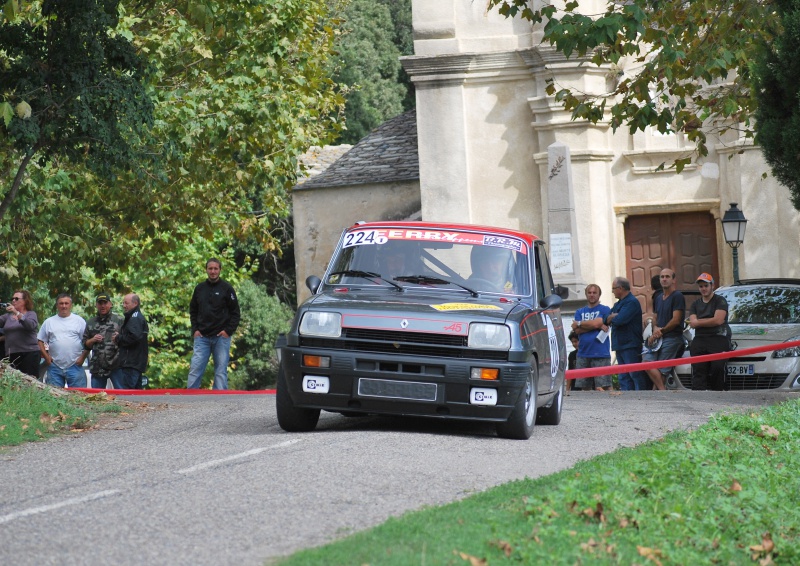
[[0, 290, 41, 377]]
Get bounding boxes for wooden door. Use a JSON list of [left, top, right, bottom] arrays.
[[625, 212, 718, 314]]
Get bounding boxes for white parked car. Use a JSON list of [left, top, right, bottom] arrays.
[[674, 279, 800, 390]]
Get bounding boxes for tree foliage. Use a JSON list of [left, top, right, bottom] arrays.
[[228, 279, 294, 390], [0, 0, 346, 291], [753, 0, 800, 209], [489, 0, 777, 173], [0, 0, 156, 222], [334, 0, 412, 144]]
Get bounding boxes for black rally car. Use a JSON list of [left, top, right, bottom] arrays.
[[275, 221, 568, 439]]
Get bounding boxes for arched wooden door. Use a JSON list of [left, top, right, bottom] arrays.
[[625, 212, 719, 314]]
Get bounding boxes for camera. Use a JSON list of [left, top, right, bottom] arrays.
[[0, 302, 9, 309]]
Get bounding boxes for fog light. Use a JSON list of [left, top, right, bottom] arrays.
[[470, 367, 499, 380], [303, 355, 331, 368]]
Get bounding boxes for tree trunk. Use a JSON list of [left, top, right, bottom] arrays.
[[0, 148, 37, 223], [1, 362, 72, 397]]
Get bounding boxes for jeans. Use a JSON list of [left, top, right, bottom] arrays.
[[615, 348, 649, 391], [110, 367, 142, 389], [91, 373, 110, 389], [91, 372, 125, 389], [47, 364, 87, 388], [187, 335, 231, 390]]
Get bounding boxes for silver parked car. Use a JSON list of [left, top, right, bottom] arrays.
[[674, 279, 800, 390]]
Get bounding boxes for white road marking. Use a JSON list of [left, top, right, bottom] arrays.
[[0, 489, 121, 525], [176, 439, 303, 475]]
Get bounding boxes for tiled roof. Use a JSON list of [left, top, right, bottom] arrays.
[[296, 145, 353, 183], [295, 109, 419, 190]]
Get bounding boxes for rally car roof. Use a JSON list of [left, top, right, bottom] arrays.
[[348, 221, 543, 247]]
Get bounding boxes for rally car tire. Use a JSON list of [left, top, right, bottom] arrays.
[[537, 378, 564, 425], [496, 365, 537, 440], [276, 367, 321, 432]]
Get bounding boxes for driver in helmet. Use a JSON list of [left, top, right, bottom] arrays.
[[379, 242, 410, 280], [468, 246, 514, 293]]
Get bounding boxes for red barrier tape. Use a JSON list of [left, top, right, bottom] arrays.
[[73, 388, 276, 395], [566, 339, 800, 380]]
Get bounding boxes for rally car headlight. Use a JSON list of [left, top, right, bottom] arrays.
[[773, 336, 800, 358], [468, 323, 511, 350], [299, 312, 342, 338]]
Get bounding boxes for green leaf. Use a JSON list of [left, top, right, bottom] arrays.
[[0, 102, 13, 127]]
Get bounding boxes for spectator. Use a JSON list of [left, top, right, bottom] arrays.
[[187, 258, 240, 390], [571, 284, 612, 391], [687, 273, 731, 390], [650, 273, 661, 311], [37, 293, 87, 388], [605, 277, 647, 390], [567, 331, 579, 394], [82, 293, 123, 389], [0, 289, 40, 377], [111, 294, 149, 389], [642, 269, 685, 390]]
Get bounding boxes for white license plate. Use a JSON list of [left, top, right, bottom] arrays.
[[470, 387, 498, 406], [302, 375, 330, 393], [726, 363, 754, 376]]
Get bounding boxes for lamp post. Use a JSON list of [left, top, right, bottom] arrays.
[[721, 203, 748, 284]]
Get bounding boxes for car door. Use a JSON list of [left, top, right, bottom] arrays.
[[533, 243, 567, 393]]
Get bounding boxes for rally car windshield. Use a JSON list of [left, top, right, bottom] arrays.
[[326, 228, 531, 296]]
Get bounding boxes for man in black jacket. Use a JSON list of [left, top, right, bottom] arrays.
[[187, 258, 240, 390], [111, 294, 149, 389]]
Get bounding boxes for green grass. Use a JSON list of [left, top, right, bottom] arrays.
[[278, 399, 800, 565], [0, 365, 123, 447]]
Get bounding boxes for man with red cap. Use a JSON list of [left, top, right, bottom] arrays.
[[687, 273, 731, 390]]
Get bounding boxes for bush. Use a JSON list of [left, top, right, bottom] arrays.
[[228, 280, 294, 390]]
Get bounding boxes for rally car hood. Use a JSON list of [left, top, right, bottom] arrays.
[[729, 324, 800, 345], [304, 289, 521, 326]]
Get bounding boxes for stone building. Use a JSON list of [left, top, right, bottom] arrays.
[[293, 1, 800, 310]]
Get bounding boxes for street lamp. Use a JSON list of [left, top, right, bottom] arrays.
[[721, 202, 747, 284]]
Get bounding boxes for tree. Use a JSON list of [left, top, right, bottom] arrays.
[[228, 279, 294, 390], [0, 0, 346, 291], [0, 0, 156, 223], [334, 0, 411, 144], [489, 0, 776, 173], [753, 0, 800, 209]]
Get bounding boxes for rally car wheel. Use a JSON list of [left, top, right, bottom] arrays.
[[276, 367, 320, 432], [496, 365, 537, 440], [537, 378, 564, 425]]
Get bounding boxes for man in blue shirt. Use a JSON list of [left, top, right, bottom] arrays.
[[643, 269, 685, 390], [606, 277, 647, 390], [571, 284, 612, 391]]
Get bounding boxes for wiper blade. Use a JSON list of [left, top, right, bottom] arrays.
[[393, 275, 479, 297], [328, 270, 404, 291]]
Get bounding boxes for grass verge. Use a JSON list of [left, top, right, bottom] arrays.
[[278, 399, 800, 565], [0, 363, 123, 447]]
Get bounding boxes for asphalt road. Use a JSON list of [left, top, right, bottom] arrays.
[[1, 389, 797, 565]]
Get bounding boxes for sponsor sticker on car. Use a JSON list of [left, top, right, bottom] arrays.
[[431, 303, 503, 311]]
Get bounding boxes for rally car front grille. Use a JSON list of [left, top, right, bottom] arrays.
[[300, 328, 508, 361]]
